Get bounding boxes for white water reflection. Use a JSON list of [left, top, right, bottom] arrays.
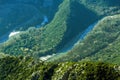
[[36, 16, 48, 28], [9, 31, 20, 38], [79, 22, 97, 40], [41, 16, 48, 26], [40, 54, 56, 61]]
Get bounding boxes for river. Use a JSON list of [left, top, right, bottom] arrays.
[[43, 21, 99, 61], [58, 21, 98, 53], [36, 16, 48, 28], [0, 15, 48, 43]]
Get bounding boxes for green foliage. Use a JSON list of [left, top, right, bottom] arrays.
[[0, 27, 48, 57], [0, 56, 119, 80], [0, 56, 58, 80]]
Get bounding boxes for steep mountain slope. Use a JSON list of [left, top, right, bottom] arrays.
[[49, 14, 120, 64], [0, 56, 119, 80], [41, 0, 99, 52], [1, 0, 120, 57]]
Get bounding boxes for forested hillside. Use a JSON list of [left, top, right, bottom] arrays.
[[0, 56, 119, 80]]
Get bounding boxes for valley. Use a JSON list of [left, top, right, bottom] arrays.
[[58, 21, 99, 53]]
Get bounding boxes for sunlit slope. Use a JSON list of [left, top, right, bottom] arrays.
[[0, 56, 119, 80]]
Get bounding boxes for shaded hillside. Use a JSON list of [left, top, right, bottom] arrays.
[[0, 3, 42, 37], [0, 0, 62, 40], [0, 56, 119, 80], [49, 14, 120, 63]]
